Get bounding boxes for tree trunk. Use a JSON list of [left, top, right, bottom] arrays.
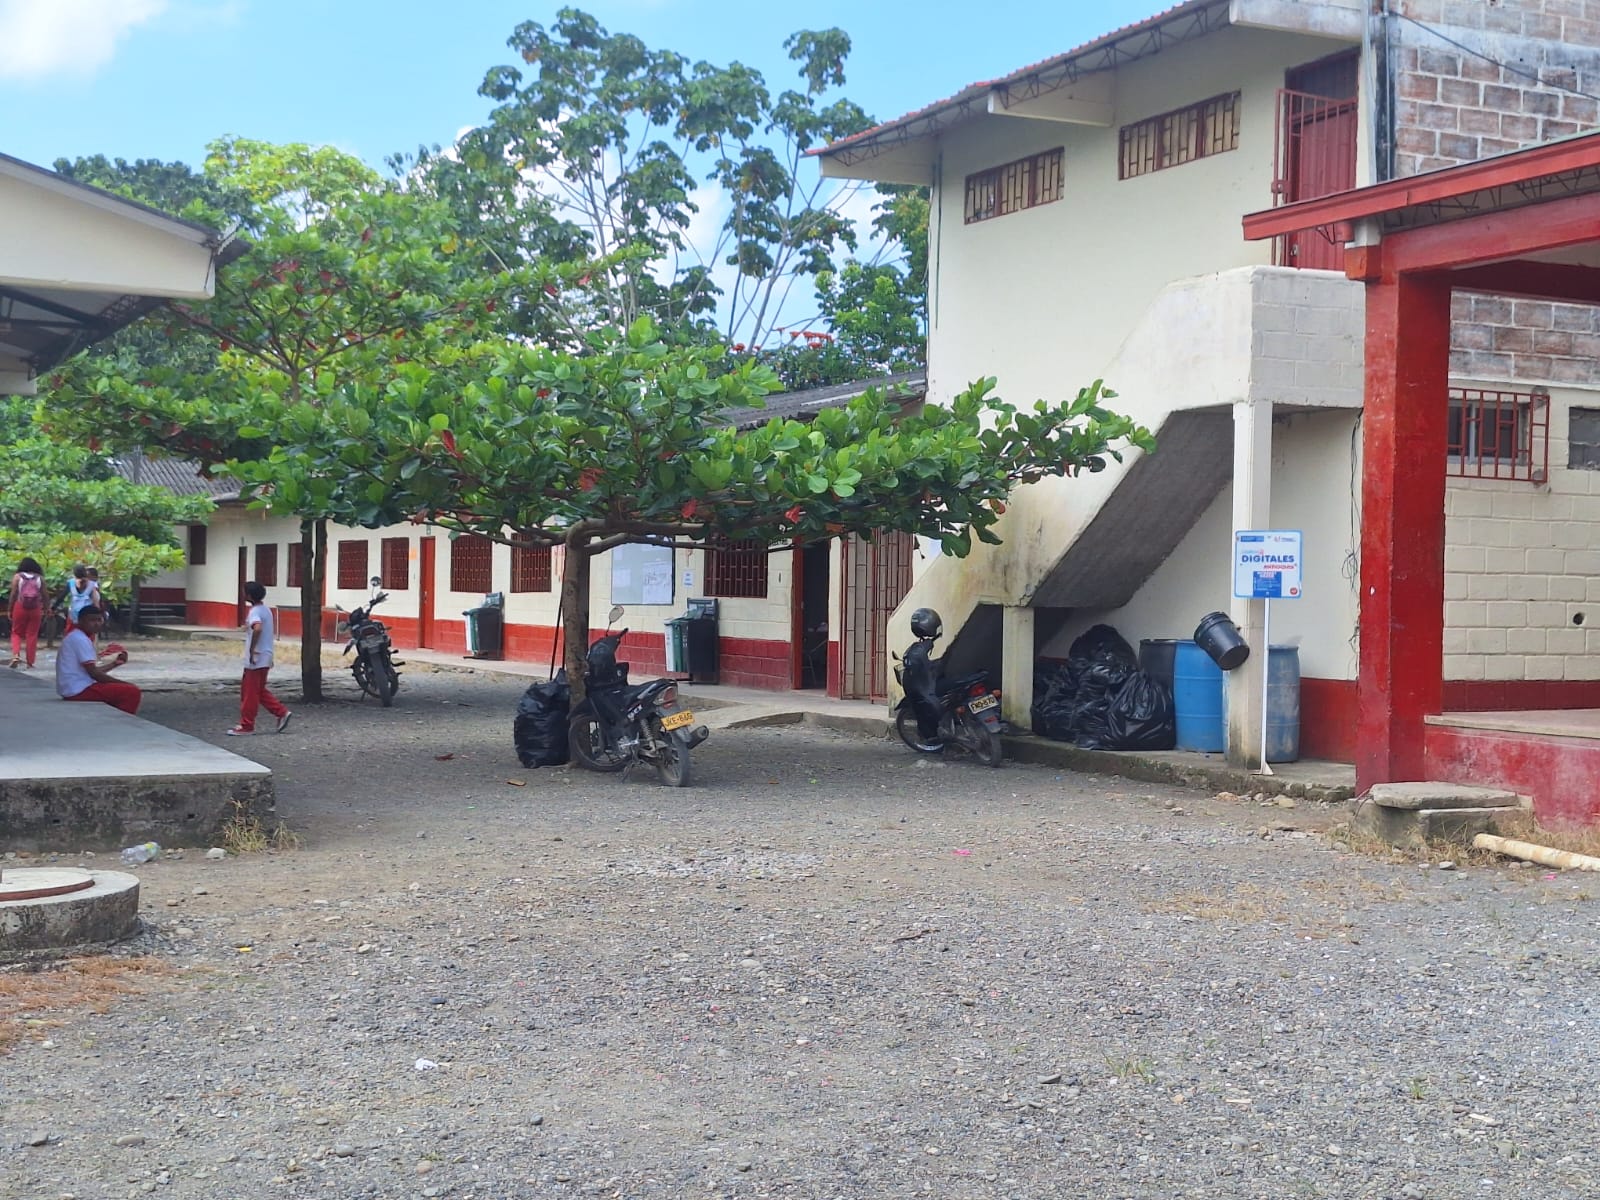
[[298, 518, 326, 702], [561, 532, 592, 704]]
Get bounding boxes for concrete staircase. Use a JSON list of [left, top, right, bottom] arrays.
[[1351, 782, 1534, 847]]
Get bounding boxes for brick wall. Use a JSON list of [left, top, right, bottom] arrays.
[[1443, 385, 1600, 682], [1391, 1, 1600, 385]]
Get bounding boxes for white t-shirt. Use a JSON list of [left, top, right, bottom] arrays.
[[55, 629, 99, 698], [244, 602, 275, 669]]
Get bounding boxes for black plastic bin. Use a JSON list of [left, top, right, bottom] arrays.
[[681, 597, 719, 683], [463, 591, 505, 659]]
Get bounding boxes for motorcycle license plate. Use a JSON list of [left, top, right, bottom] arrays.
[[660, 709, 695, 731], [968, 694, 998, 714]]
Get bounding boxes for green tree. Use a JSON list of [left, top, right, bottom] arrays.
[[49, 139, 534, 701], [242, 318, 1151, 698], [465, 9, 877, 349], [0, 398, 209, 600]]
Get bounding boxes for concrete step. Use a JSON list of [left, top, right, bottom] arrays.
[[1366, 782, 1522, 810], [1353, 798, 1533, 847]]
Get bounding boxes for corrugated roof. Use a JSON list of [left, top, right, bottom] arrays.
[[110, 453, 239, 499], [733, 370, 926, 429], [813, 0, 1228, 161]]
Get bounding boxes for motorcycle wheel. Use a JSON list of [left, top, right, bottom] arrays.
[[960, 709, 1004, 767], [352, 659, 374, 699], [568, 709, 628, 773], [376, 660, 399, 708], [895, 704, 942, 753], [651, 719, 692, 787]]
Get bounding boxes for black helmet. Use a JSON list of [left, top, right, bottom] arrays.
[[909, 607, 942, 639]]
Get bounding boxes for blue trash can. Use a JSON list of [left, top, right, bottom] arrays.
[[1265, 645, 1301, 763], [1173, 641, 1225, 752]]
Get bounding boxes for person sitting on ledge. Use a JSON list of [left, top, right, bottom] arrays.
[[54, 606, 140, 715]]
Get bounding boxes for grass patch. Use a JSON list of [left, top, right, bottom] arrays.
[[219, 800, 302, 856], [1143, 884, 1284, 923], [1103, 1053, 1157, 1084], [0, 957, 174, 1053]]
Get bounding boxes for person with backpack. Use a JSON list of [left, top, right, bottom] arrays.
[[61, 563, 98, 638], [8, 556, 47, 669]]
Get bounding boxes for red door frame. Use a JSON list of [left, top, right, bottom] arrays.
[[789, 544, 805, 688], [418, 537, 436, 649]]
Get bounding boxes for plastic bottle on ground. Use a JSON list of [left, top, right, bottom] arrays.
[[119, 842, 161, 865]]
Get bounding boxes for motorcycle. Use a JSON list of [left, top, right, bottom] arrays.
[[340, 591, 403, 706], [892, 606, 1004, 767], [567, 606, 709, 786]]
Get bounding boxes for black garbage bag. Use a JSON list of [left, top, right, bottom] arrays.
[[1105, 671, 1177, 752], [514, 672, 571, 767], [1030, 660, 1077, 741], [1067, 624, 1137, 670], [1069, 659, 1135, 750]]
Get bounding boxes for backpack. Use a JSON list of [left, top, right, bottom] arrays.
[[16, 573, 42, 611]]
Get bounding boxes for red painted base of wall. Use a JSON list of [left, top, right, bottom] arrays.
[[1425, 723, 1600, 827], [1298, 677, 1600, 766], [140, 587, 185, 604], [187, 600, 237, 628]]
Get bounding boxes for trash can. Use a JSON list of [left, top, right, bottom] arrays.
[[676, 597, 719, 683], [463, 591, 505, 659], [664, 616, 690, 675]]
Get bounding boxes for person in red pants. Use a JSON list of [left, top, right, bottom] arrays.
[[54, 607, 141, 714], [8, 555, 47, 669], [228, 580, 292, 736]]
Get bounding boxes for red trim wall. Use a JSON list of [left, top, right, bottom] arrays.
[[1425, 724, 1600, 827], [140, 587, 186, 604], [1299, 676, 1600, 766], [187, 600, 237, 628]]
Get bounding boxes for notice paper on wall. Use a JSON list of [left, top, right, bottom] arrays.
[[611, 541, 675, 607]]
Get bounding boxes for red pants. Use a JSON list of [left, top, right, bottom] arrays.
[[10, 608, 42, 666], [65, 680, 142, 715], [239, 667, 288, 732]]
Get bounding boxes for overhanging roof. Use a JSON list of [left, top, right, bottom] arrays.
[[0, 152, 245, 394], [1242, 131, 1600, 245], [735, 370, 925, 430], [811, 0, 1233, 184]]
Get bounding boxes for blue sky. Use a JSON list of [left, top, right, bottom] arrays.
[[1, 0, 1165, 173]]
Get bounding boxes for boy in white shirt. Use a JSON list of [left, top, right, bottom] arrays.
[[229, 580, 292, 736]]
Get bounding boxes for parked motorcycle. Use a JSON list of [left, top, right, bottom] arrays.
[[892, 607, 1004, 767], [568, 606, 709, 786], [340, 591, 403, 706]]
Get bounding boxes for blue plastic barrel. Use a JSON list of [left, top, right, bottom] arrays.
[[1265, 645, 1301, 763], [1173, 641, 1225, 752]]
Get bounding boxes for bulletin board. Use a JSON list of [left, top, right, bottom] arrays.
[[610, 541, 675, 607]]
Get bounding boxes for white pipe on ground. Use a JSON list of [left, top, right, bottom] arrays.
[[1472, 834, 1600, 873]]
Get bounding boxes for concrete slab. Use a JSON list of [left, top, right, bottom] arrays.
[[1426, 709, 1600, 740], [1352, 799, 1533, 847], [0, 668, 272, 852], [1366, 781, 1522, 810], [0, 868, 140, 959]]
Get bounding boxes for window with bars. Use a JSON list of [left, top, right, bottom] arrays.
[[450, 534, 494, 593], [1447, 386, 1549, 482], [381, 537, 410, 590], [964, 147, 1064, 224], [287, 542, 304, 589], [1571, 408, 1600, 470], [254, 543, 278, 587], [337, 540, 369, 589], [511, 545, 553, 592], [1119, 92, 1240, 180], [187, 524, 207, 566], [705, 540, 769, 599]]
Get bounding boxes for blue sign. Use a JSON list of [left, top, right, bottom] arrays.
[[1233, 530, 1302, 600]]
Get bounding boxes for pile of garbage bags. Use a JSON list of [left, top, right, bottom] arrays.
[[1030, 624, 1176, 752], [514, 672, 571, 767]]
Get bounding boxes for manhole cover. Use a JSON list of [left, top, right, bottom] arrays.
[[0, 868, 96, 902]]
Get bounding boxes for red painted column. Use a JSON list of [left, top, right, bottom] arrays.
[[1357, 271, 1452, 789]]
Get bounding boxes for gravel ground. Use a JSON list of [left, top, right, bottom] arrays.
[[3, 645, 1599, 1199]]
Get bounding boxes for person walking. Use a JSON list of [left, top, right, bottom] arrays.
[[61, 564, 98, 637], [229, 580, 292, 736], [55, 607, 141, 714], [8, 556, 47, 669]]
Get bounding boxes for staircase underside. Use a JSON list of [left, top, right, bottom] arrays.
[[1030, 407, 1233, 609]]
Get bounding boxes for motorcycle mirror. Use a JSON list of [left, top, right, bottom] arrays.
[[608, 604, 624, 626], [890, 651, 900, 661]]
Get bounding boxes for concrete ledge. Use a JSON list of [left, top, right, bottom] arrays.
[[1003, 735, 1357, 804], [1352, 798, 1534, 847], [1367, 782, 1522, 811]]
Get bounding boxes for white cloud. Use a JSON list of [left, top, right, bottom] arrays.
[[0, 0, 168, 82]]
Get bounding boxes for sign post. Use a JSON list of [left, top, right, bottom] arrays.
[[1232, 530, 1303, 775]]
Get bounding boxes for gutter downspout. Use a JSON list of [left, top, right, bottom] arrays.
[[1367, 0, 1395, 182]]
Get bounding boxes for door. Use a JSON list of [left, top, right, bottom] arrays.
[[792, 541, 831, 689], [1278, 52, 1359, 270], [236, 547, 248, 626], [417, 537, 436, 649], [838, 530, 915, 700]]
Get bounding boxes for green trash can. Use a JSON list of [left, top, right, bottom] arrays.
[[665, 616, 690, 675]]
